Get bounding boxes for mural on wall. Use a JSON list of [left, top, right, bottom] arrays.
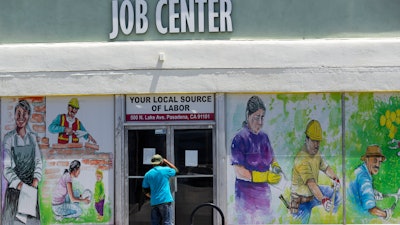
[[47, 97, 97, 147], [345, 93, 400, 224], [1, 98, 43, 224], [1, 96, 114, 225], [226, 93, 343, 224]]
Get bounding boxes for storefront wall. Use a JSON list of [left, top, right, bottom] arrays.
[[1, 1, 400, 225], [1, 40, 400, 225]]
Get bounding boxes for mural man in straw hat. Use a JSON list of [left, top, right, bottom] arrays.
[[348, 145, 393, 221], [290, 120, 341, 223]]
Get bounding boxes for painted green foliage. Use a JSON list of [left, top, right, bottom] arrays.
[[226, 93, 343, 224], [345, 93, 400, 224], [38, 171, 113, 225], [227, 92, 400, 224], [271, 93, 343, 224]]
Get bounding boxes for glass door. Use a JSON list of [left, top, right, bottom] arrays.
[[127, 126, 214, 225], [127, 127, 168, 225], [173, 128, 214, 225]]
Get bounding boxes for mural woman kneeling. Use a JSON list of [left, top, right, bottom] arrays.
[[51, 160, 90, 221]]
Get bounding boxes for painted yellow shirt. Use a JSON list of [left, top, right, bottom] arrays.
[[291, 144, 328, 196]]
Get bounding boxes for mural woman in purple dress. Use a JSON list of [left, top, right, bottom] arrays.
[[231, 96, 282, 224]]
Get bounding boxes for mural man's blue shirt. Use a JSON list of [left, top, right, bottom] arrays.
[[349, 163, 376, 215]]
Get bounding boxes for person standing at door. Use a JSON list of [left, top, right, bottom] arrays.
[[142, 154, 179, 225], [2, 99, 43, 225], [231, 95, 282, 224]]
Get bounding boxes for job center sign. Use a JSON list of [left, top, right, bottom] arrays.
[[109, 0, 233, 39], [126, 94, 215, 121]]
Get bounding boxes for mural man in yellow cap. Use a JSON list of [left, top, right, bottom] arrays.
[[348, 145, 393, 222], [290, 120, 341, 223], [48, 98, 97, 144]]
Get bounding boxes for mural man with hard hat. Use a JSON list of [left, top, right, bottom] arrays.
[[48, 98, 97, 144], [348, 145, 393, 222], [290, 120, 341, 223]]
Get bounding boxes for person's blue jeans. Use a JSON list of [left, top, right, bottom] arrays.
[[151, 202, 173, 225]]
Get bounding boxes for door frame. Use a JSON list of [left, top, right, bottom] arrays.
[[124, 124, 217, 224]]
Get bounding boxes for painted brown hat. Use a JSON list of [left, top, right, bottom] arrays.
[[361, 145, 386, 162]]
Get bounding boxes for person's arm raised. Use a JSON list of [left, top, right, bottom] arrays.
[[163, 159, 179, 173]]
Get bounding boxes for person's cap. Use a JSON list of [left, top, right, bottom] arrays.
[[151, 154, 163, 165], [68, 98, 80, 109], [361, 145, 386, 162]]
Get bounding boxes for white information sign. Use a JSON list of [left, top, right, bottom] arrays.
[[185, 150, 198, 167], [143, 148, 156, 165]]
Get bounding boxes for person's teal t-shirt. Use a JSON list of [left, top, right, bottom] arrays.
[[142, 166, 176, 206]]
